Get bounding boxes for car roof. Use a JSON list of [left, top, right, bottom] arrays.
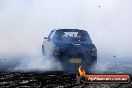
[[54, 29, 85, 32]]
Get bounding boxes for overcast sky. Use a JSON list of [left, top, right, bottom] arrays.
[[0, 0, 132, 58]]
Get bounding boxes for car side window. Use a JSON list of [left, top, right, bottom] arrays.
[[49, 31, 56, 39]]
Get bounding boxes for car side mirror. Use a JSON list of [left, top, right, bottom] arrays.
[[44, 37, 48, 39]]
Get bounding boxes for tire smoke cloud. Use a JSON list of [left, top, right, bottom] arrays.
[[0, 0, 132, 72]]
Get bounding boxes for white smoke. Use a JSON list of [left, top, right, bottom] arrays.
[[14, 55, 63, 72], [0, 0, 132, 72]]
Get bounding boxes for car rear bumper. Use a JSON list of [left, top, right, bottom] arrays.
[[54, 54, 97, 73]]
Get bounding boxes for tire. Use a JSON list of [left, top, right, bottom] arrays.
[[84, 54, 97, 72]]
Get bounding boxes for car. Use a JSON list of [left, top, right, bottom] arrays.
[[42, 29, 97, 72]]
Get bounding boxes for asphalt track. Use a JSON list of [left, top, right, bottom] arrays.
[[0, 71, 131, 88], [0, 56, 132, 87]]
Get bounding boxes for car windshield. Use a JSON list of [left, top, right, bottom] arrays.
[[63, 32, 81, 38], [51, 30, 92, 44], [55, 30, 88, 41]]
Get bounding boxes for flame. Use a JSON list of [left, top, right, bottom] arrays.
[[78, 66, 86, 76]]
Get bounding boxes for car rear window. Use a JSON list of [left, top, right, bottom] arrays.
[[63, 32, 80, 38]]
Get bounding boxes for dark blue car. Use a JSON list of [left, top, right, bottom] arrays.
[[42, 29, 97, 72]]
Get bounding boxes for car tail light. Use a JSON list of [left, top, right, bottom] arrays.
[[89, 48, 97, 56]]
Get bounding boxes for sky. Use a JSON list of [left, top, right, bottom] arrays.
[[0, 0, 132, 58]]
